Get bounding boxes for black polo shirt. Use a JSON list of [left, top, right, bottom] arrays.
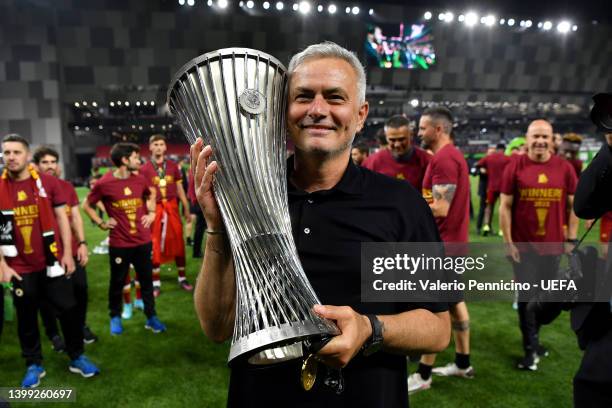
[[228, 157, 447, 408]]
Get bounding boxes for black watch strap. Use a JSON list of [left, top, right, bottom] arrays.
[[362, 314, 384, 357]]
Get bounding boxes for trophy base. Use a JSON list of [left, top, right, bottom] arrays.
[[228, 320, 339, 367]]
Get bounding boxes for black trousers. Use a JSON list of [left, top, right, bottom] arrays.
[[476, 194, 486, 231], [109, 243, 156, 319], [512, 252, 560, 353], [192, 205, 207, 258], [39, 260, 88, 339], [11, 271, 84, 366], [574, 323, 612, 407]]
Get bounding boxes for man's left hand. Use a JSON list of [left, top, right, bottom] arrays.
[[141, 213, 155, 228], [61, 253, 76, 275], [312, 305, 372, 369], [76, 244, 89, 267]]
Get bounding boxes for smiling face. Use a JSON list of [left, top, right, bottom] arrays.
[[526, 120, 553, 161], [385, 125, 412, 157], [287, 57, 369, 158]]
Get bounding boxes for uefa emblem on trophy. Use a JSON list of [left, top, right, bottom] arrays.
[[167, 48, 338, 367]]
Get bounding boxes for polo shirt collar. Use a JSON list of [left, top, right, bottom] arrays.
[[286, 155, 363, 196]]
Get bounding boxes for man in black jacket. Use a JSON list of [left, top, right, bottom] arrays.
[[573, 123, 612, 407]]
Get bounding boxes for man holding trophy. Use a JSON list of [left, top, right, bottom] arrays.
[[185, 42, 450, 407]]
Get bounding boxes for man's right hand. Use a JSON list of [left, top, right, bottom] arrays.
[[100, 217, 117, 231], [190, 138, 224, 230], [1, 262, 22, 283], [505, 242, 520, 263]]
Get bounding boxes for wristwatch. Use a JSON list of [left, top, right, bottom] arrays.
[[362, 314, 384, 356]]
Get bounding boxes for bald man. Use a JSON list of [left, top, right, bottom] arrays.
[[499, 119, 579, 371]]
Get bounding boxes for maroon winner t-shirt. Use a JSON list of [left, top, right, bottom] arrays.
[[140, 159, 182, 203], [362, 147, 431, 192], [422, 143, 470, 244], [476, 151, 510, 193], [87, 172, 152, 248], [500, 154, 577, 251], [6, 173, 65, 274]]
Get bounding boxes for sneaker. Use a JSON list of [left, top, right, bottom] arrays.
[[535, 345, 549, 358], [432, 362, 475, 378], [407, 372, 431, 394], [133, 299, 144, 310], [69, 355, 100, 378], [153, 287, 161, 298], [179, 279, 193, 291], [517, 353, 538, 371], [145, 316, 167, 333], [50, 335, 65, 353], [482, 224, 491, 236], [110, 316, 123, 336], [121, 303, 133, 320], [83, 326, 98, 344], [21, 365, 46, 388]]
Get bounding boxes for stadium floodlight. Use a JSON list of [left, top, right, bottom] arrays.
[[507, 18, 515, 26], [499, 18, 505, 25], [239, 1, 244, 7], [328, 3, 336, 13], [74, 102, 80, 107], [207, 0, 213, 5], [292, 3, 298, 11], [136, 101, 141, 106], [484, 15, 495, 26], [317, 5, 322, 12], [151, 101, 155, 105], [424, 11, 432, 20], [351, 6, 359, 15], [246, 0, 254, 8], [519, 20, 525, 27], [572, 24, 578, 31], [298, 1, 310, 13], [85, 127, 90, 131], [525, 19, 532, 27], [444, 12, 454, 22], [187, 0, 195, 6], [117, 101, 122, 106], [218, 0, 228, 9], [125, 101, 130, 106], [458, 14, 464, 22], [110, 102, 115, 107], [410, 98, 419, 107], [143, 101, 148, 105], [438, 12, 445, 21], [74, 126, 79, 130], [99, 125, 103, 129], [82, 101, 87, 106], [345, 6, 350, 14], [557, 21, 571, 33], [465, 12, 478, 26], [263, 1, 270, 9], [543, 21, 552, 30], [178, 0, 185, 5], [275, 1, 283, 10], [92, 102, 98, 107], [369, 8, 373, 15]]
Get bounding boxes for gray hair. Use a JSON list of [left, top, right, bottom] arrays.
[[288, 41, 366, 103]]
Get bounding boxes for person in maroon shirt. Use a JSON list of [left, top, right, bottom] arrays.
[[362, 115, 431, 192], [350, 144, 369, 166], [140, 134, 192, 295], [0, 134, 99, 388], [499, 119, 578, 371], [476, 143, 510, 236], [33, 146, 98, 352], [559, 133, 584, 178], [409, 107, 473, 393], [83, 142, 166, 336]]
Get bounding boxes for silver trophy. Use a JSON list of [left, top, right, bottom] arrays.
[[167, 48, 338, 366]]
